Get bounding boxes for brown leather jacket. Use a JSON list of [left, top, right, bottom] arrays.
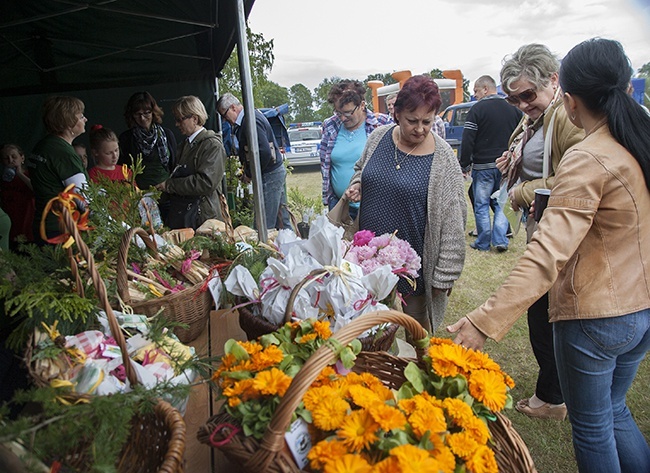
[[468, 123, 650, 341]]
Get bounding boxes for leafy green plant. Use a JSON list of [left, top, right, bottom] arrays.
[[286, 186, 323, 223]]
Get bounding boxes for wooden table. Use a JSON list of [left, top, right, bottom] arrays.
[[183, 309, 246, 472]]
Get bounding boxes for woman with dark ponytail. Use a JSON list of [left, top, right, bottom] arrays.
[[449, 37, 650, 473]]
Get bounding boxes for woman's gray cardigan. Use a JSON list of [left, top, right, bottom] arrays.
[[349, 125, 467, 330]]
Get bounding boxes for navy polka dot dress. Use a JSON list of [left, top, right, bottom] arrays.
[[359, 127, 433, 296]]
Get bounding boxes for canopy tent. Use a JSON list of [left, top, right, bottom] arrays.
[[0, 0, 255, 150], [0, 0, 277, 234]]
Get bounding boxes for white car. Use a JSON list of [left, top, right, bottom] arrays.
[[285, 122, 322, 166]]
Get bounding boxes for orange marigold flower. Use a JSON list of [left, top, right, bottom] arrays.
[[312, 366, 339, 388], [466, 349, 503, 373], [348, 384, 383, 409], [429, 336, 455, 346], [408, 404, 447, 439], [322, 453, 373, 473], [390, 444, 442, 473], [297, 332, 318, 343], [304, 385, 341, 411], [308, 440, 350, 470], [430, 441, 456, 473], [311, 396, 350, 431], [466, 445, 499, 473], [467, 369, 508, 412], [462, 415, 491, 445], [251, 345, 284, 369], [313, 320, 332, 339], [223, 378, 258, 401], [446, 431, 480, 460], [504, 373, 516, 389], [227, 397, 241, 408], [337, 409, 380, 452], [428, 343, 472, 377], [252, 368, 292, 396], [442, 398, 476, 427], [373, 456, 399, 473], [368, 403, 406, 431]]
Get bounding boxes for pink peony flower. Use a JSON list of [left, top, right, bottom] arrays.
[[343, 230, 421, 277], [353, 230, 375, 247]]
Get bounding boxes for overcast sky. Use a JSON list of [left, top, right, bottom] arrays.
[[247, 0, 650, 91]]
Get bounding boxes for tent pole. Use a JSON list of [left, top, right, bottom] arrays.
[[235, 0, 267, 242]]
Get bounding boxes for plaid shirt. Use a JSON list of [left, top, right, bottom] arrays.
[[320, 110, 392, 205]]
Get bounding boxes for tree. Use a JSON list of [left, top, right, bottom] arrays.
[[637, 62, 650, 107], [289, 83, 315, 123], [363, 72, 397, 107], [218, 27, 274, 107], [313, 76, 341, 121], [258, 81, 289, 109]]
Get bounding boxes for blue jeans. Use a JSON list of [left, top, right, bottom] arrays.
[[554, 310, 650, 473], [262, 165, 292, 230], [472, 168, 508, 250]]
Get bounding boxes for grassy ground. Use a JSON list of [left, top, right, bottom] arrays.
[[286, 165, 649, 473]]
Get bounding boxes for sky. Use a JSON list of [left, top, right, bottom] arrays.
[[247, 0, 650, 92]]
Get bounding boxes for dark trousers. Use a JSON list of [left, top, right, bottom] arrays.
[[527, 292, 564, 404]]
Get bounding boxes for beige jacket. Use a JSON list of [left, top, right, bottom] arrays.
[[468, 123, 650, 341], [510, 100, 584, 208]]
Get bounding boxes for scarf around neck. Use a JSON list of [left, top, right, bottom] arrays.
[[132, 123, 170, 167]]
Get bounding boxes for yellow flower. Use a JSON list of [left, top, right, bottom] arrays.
[[408, 403, 447, 439], [430, 440, 456, 473], [312, 366, 339, 387], [429, 336, 455, 346], [322, 453, 373, 473], [239, 340, 263, 355], [368, 403, 406, 431], [251, 345, 284, 369], [304, 385, 341, 411], [390, 444, 442, 473], [308, 439, 350, 470], [461, 415, 491, 445], [348, 384, 383, 409], [447, 431, 480, 460], [466, 349, 503, 373], [311, 396, 350, 431], [337, 409, 380, 452], [297, 332, 318, 343], [466, 445, 499, 473], [442, 398, 475, 427], [313, 319, 332, 339], [428, 343, 472, 377], [252, 368, 292, 396], [468, 369, 508, 411], [222, 378, 257, 401], [373, 456, 400, 473]]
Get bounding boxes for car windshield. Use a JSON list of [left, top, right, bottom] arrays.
[[289, 129, 321, 142]]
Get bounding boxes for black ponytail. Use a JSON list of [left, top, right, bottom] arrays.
[[560, 38, 650, 190]]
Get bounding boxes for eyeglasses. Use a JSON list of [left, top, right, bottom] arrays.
[[219, 105, 231, 119], [175, 115, 193, 123], [134, 110, 152, 119], [505, 88, 538, 106], [334, 104, 359, 119]]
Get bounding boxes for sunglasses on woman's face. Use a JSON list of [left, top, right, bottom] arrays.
[[505, 88, 537, 106]]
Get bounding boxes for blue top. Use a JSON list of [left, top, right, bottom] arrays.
[[330, 125, 367, 207], [359, 127, 432, 296]]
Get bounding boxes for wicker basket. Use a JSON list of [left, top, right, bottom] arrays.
[[198, 310, 536, 473], [116, 227, 213, 342], [238, 268, 399, 351], [26, 204, 186, 473]]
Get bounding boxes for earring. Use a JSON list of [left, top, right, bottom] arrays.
[[571, 114, 576, 120]]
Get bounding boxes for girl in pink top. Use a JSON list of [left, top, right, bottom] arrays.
[[1, 143, 35, 244]]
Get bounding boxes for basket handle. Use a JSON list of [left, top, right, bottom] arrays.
[[58, 205, 138, 387], [116, 227, 160, 306], [246, 309, 428, 471], [282, 268, 330, 323]]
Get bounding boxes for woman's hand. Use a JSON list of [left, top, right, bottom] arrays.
[[495, 151, 510, 173], [433, 287, 452, 297], [345, 183, 361, 202], [446, 317, 488, 351]]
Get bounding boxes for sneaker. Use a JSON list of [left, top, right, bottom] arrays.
[[495, 245, 508, 253], [515, 398, 567, 420], [468, 229, 478, 237], [470, 242, 489, 251]]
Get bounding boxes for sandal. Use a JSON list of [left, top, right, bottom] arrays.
[[515, 397, 567, 421]]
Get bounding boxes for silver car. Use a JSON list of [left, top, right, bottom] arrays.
[[285, 123, 322, 166]]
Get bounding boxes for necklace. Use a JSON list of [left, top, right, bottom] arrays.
[[394, 139, 420, 170]]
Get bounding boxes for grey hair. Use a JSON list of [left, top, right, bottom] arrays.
[[216, 93, 241, 114], [475, 75, 496, 90], [500, 43, 560, 94], [173, 95, 208, 126], [385, 92, 397, 104]]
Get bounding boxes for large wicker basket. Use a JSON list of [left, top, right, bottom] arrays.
[[238, 268, 399, 352], [198, 310, 536, 473], [25, 204, 186, 473], [116, 226, 213, 342]]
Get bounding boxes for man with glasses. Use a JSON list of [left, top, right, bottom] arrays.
[[320, 80, 391, 215], [216, 93, 291, 230], [460, 75, 522, 252]]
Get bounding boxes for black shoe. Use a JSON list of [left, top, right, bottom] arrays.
[[495, 245, 508, 253], [506, 231, 513, 238], [468, 229, 478, 237]]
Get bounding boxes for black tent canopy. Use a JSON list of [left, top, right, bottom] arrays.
[[0, 0, 254, 96], [0, 0, 255, 151]]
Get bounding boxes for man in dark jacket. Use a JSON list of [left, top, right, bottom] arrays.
[[217, 93, 291, 230], [460, 75, 522, 252]]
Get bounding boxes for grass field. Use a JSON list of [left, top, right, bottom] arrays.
[[286, 165, 650, 473]]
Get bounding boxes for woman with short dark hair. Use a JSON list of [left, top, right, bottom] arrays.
[[345, 75, 467, 333]]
